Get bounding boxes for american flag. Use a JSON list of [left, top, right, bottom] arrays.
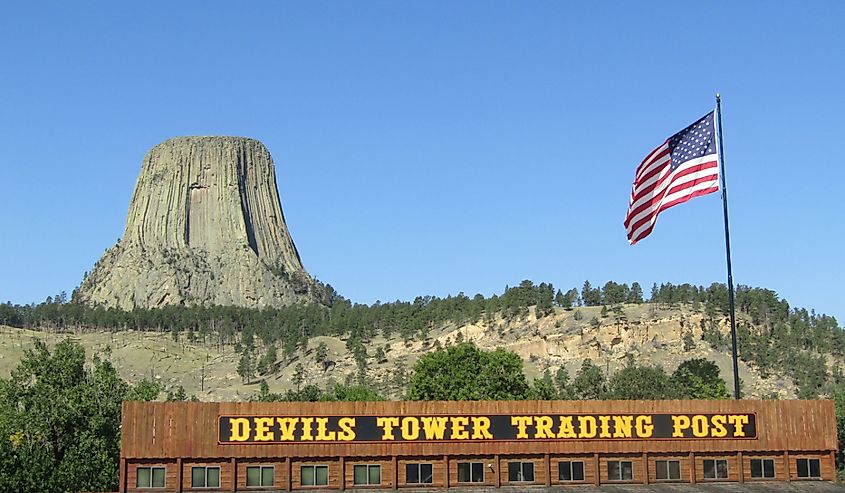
[[624, 111, 720, 244]]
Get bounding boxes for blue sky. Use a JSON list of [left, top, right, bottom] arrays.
[[1, 1, 843, 323]]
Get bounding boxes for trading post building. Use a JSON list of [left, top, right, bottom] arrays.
[[119, 399, 838, 492]]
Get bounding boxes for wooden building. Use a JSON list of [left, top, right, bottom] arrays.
[[119, 400, 838, 492]]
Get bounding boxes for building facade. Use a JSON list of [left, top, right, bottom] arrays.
[[120, 400, 838, 492]]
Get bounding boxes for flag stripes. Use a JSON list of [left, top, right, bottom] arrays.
[[625, 112, 719, 244]]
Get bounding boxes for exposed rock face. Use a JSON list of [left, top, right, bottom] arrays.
[[77, 136, 327, 309]]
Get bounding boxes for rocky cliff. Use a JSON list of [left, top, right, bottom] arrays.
[[76, 136, 326, 309]]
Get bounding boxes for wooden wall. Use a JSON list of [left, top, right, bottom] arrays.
[[122, 399, 837, 460], [122, 452, 838, 492]]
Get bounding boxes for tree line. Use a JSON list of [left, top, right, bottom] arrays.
[[2, 280, 844, 398]]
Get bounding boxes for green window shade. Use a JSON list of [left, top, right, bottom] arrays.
[[191, 467, 206, 487], [137, 468, 151, 488], [369, 465, 381, 485], [207, 467, 220, 488], [301, 466, 315, 486], [316, 465, 329, 485], [354, 465, 368, 484], [152, 467, 165, 487], [262, 466, 274, 486], [247, 467, 261, 487]]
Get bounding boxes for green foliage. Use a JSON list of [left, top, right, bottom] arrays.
[[571, 359, 606, 400], [0, 339, 156, 493], [606, 362, 673, 400], [670, 359, 730, 400], [554, 367, 573, 399], [292, 363, 306, 390], [406, 343, 530, 400], [832, 386, 845, 472], [257, 345, 277, 375], [315, 342, 328, 364], [528, 370, 558, 400], [252, 381, 384, 402]]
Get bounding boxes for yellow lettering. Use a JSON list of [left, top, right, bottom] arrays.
[[534, 416, 554, 439], [470, 417, 493, 440], [276, 418, 298, 441], [337, 417, 356, 441], [577, 416, 597, 438], [315, 417, 336, 441], [672, 415, 691, 438], [421, 417, 449, 440], [377, 417, 400, 440], [401, 417, 420, 440], [598, 415, 612, 438], [451, 416, 470, 439], [511, 416, 532, 439], [691, 415, 709, 437], [228, 418, 251, 442], [711, 415, 727, 438], [557, 416, 576, 439], [254, 417, 275, 441], [727, 414, 749, 437], [635, 416, 654, 438], [300, 417, 315, 441], [612, 416, 633, 438]]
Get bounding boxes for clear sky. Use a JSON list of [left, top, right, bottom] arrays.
[[1, 1, 843, 324]]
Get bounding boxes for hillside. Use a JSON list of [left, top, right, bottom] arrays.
[[0, 302, 821, 401]]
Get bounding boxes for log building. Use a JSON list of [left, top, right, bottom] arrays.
[[119, 400, 838, 492]]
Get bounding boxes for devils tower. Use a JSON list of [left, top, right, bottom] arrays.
[[76, 136, 327, 309]]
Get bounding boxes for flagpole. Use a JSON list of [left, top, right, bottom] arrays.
[[716, 93, 741, 400]]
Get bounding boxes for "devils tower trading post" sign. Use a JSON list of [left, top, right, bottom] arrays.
[[219, 413, 756, 444]]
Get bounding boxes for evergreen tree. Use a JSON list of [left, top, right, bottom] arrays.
[[572, 359, 606, 400], [292, 363, 306, 391]]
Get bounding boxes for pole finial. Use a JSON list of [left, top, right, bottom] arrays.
[[716, 92, 721, 101]]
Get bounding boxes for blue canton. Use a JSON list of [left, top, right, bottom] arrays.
[[667, 111, 716, 170]]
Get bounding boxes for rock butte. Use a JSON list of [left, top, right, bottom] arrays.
[[76, 136, 327, 309]]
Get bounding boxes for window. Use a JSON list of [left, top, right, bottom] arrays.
[[655, 460, 681, 480], [457, 462, 484, 483], [508, 462, 535, 482], [246, 465, 274, 487], [796, 458, 821, 479], [750, 459, 775, 479], [559, 461, 585, 482], [191, 466, 220, 488], [703, 459, 728, 479], [136, 466, 165, 488], [406, 463, 433, 484], [353, 465, 381, 485], [301, 465, 329, 486], [607, 461, 633, 481]]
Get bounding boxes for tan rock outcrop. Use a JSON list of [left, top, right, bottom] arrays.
[[76, 136, 327, 309]]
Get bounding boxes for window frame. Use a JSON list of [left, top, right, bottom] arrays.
[[654, 460, 681, 481], [606, 460, 633, 481], [507, 461, 535, 483], [558, 461, 585, 482], [796, 458, 821, 479], [191, 466, 221, 489], [703, 459, 729, 479], [405, 463, 433, 485], [457, 462, 485, 483], [136, 466, 166, 489], [300, 464, 330, 487], [246, 465, 275, 487], [750, 458, 776, 479], [353, 464, 382, 486]]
